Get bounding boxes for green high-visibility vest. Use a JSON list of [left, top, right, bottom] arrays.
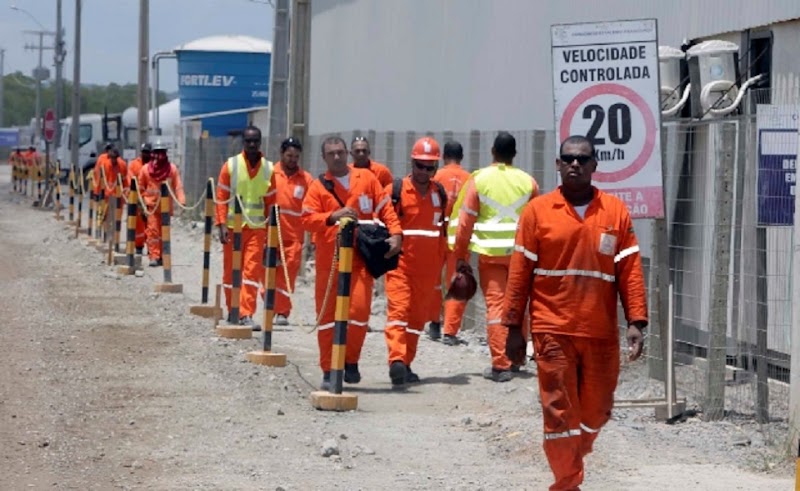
[[448, 164, 533, 257], [226, 154, 274, 229]]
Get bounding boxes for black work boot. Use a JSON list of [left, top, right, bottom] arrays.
[[389, 361, 407, 387], [427, 322, 442, 341], [405, 365, 420, 383], [344, 363, 361, 384], [320, 371, 331, 391]]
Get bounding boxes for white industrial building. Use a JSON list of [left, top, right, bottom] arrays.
[[308, 0, 800, 134], [304, 0, 800, 397]]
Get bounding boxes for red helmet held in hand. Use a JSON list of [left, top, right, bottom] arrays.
[[446, 267, 478, 301]]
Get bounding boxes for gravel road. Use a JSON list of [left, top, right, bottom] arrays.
[[0, 165, 794, 490]]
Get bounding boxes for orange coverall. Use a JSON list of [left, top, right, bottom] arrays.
[[138, 162, 185, 261], [452, 169, 538, 371], [215, 153, 278, 319], [349, 160, 393, 188], [301, 168, 402, 372], [93, 156, 129, 197], [128, 157, 147, 249], [502, 187, 648, 491], [433, 162, 472, 336], [383, 177, 447, 367], [271, 162, 313, 317]]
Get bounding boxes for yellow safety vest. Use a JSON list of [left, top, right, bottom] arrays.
[[226, 154, 274, 229], [448, 164, 533, 257]]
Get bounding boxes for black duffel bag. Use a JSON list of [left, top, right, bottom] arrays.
[[319, 174, 400, 279]]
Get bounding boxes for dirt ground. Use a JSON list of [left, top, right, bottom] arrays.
[[0, 165, 795, 490]]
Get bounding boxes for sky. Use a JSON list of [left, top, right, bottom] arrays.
[[0, 0, 275, 93]]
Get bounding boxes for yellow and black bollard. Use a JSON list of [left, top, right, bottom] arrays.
[[67, 168, 75, 224], [154, 182, 183, 293], [246, 205, 287, 367], [215, 195, 251, 339], [113, 176, 124, 253], [86, 189, 95, 241], [54, 176, 63, 220], [118, 179, 141, 275], [311, 218, 358, 411], [75, 168, 84, 239], [189, 179, 222, 319], [11, 155, 18, 193], [35, 164, 42, 202]]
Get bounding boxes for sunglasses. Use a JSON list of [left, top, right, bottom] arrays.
[[560, 154, 593, 165], [244, 138, 261, 143], [414, 162, 437, 172]]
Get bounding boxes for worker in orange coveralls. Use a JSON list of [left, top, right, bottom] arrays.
[[128, 143, 152, 255], [93, 144, 128, 235], [138, 141, 185, 268], [215, 125, 277, 332], [349, 136, 394, 188], [428, 140, 472, 345], [271, 137, 313, 326], [449, 131, 539, 382], [383, 136, 449, 387], [302, 136, 402, 391], [502, 135, 648, 491]]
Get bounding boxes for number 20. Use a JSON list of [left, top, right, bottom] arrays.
[[582, 103, 632, 146]]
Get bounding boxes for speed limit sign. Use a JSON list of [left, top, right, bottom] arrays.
[[552, 19, 663, 219]]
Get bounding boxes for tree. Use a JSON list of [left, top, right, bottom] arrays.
[[1, 71, 170, 127]]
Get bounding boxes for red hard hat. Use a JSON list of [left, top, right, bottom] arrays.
[[411, 137, 441, 161], [446, 268, 478, 302]]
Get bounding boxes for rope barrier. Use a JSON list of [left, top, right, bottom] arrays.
[[165, 180, 205, 211], [235, 194, 268, 228]]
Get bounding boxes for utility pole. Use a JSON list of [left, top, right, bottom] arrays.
[[54, 0, 66, 149], [70, 0, 81, 173], [0, 48, 5, 127], [24, 30, 55, 142], [137, 0, 149, 147], [266, 0, 290, 152], [288, 0, 310, 145]]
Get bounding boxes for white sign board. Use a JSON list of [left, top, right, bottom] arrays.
[[552, 19, 663, 218]]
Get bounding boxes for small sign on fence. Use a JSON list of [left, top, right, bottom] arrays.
[[756, 104, 799, 226]]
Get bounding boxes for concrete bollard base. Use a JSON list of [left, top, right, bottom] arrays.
[[215, 324, 252, 339], [310, 391, 358, 412], [189, 305, 222, 319], [113, 254, 141, 267], [116, 265, 141, 275], [245, 351, 287, 367], [154, 283, 184, 294]]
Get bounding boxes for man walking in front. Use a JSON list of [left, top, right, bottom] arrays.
[[302, 136, 402, 390], [215, 126, 277, 331], [449, 131, 539, 382], [502, 135, 648, 491]]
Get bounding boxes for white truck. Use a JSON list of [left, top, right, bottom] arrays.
[[57, 99, 180, 186]]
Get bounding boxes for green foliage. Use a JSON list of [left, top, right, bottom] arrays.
[[1, 71, 171, 127]]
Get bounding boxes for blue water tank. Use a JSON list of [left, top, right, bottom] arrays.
[[174, 35, 271, 137]]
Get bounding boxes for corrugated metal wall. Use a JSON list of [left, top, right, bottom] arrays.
[[308, 0, 800, 134]]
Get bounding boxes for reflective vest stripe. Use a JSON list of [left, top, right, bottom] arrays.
[[615, 245, 640, 263], [402, 229, 440, 237], [533, 268, 615, 283], [514, 244, 538, 262], [226, 155, 273, 229]]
